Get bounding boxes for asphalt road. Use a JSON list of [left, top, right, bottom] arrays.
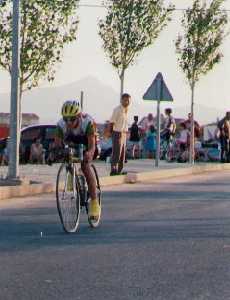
[[1, 171, 230, 300]]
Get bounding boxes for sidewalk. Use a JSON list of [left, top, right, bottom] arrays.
[[0, 160, 187, 185], [1, 160, 230, 200]]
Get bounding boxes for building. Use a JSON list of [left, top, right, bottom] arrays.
[[0, 113, 39, 139]]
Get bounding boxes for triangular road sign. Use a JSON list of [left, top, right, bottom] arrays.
[[143, 72, 173, 102]]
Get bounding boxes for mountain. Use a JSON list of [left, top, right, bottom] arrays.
[[0, 77, 120, 123], [0, 76, 225, 125], [173, 104, 224, 125]]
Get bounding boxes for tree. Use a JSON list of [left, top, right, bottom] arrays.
[[175, 0, 228, 164], [0, 0, 79, 99], [99, 0, 173, 97]]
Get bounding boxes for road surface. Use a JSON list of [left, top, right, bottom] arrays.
[[1, 171, 230, 300]]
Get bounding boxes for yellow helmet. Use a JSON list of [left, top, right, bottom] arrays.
[[62, 100, 81, 118]]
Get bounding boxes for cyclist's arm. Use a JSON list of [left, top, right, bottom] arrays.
[[86, 123, 96, 156], [87, 134, 96, 155]]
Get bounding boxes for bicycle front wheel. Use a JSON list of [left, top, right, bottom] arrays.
[[87, 164, 102, 228], [56, 163, 80, 233]]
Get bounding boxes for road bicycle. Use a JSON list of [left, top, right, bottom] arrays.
[[56, 144, 102, 233]]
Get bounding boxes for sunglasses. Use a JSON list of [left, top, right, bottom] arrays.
[[63, 117, 77, 123]]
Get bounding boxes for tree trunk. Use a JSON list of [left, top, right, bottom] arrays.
[[120, 69, 125, 100], [189, 83, 195, 165]]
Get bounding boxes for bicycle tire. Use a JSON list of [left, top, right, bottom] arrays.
[[87, 164, 102, 228], [56, 163, 80, 233]]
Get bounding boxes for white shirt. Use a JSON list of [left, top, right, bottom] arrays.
[[142, 117, 155, 132], [110, 105, 128, 133], [178, 129, 188, 143]]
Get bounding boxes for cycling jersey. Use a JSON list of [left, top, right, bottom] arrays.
[[56, 113, 96, 148]]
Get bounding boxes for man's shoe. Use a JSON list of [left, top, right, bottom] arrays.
[[118, 171, 127, 175], [89, 199, 101, 220], [110, 170, 118, 176]]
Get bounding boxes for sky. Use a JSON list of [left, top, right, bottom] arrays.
[[0, 0, 230, 123]]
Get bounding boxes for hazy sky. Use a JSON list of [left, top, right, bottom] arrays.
[[0, 0, 230, 123]]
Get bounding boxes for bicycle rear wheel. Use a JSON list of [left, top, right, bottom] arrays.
[[56, 163, 80, 233], [87, 164, 102, 228]]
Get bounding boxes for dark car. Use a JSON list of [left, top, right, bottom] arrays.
[[0, 124, 57, 164]]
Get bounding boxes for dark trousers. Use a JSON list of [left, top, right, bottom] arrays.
[[220, 136, 230, 162], [111, 131, 126, 173]]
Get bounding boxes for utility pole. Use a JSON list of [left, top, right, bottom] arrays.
[[8, 0, 21, 180], [80, 91, 84, 111]]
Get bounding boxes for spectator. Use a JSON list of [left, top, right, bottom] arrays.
[[0, 148, 4, 165], [19, 143, 26, 164], [144, 125, 156, 159], [142, 113, 155, 132], [109, 93, 131, 176], [103, 120, 112, 139], [1, 146, 9, 166], [176, 122, 189, 151], [161, 108, 176, 142], [99, 136, 112, 161], [217, 111, 230, 162], [47, 140, 63, 164], [129, 116, 141, 159], [184, 113, 201, 139], [30, 138, 45, 164]]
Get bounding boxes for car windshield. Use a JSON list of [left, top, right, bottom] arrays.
[[21, 128, 41, 142], [45, 127, 56, 139]]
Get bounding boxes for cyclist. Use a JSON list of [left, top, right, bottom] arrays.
[[54, 100, 101, 221]]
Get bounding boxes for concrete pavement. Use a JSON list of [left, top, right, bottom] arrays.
[[1, 160, 230, 200]]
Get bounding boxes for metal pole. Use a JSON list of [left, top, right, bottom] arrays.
[[155, 77, 162, 167], [80, 91, 84, 111], [8, 0, 20, 180], [156, 99, 161, 167]]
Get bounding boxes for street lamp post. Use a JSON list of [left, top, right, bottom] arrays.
[[8, 0, 21, 180]]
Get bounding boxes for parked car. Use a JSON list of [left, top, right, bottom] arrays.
[[0, 124, 57, 164]]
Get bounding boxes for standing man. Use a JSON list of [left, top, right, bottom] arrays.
[[184, 113, 201, 140], [129, 116, 141, 159], [110, 93, 131, 176], [218, 111, 230, 163], [161, 108, 176, 142]]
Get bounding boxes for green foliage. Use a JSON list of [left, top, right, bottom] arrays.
[[175, 0, 228, 87], [99, 0, 173, 78], [0, 0, 79, 93]]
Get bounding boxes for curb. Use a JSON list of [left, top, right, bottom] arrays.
[[126, 163, 230, 184], [0, 182, 54, 201], [1, 163, 230, 200]]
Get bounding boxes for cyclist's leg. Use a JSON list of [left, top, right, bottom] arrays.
[[81, 161, 97, 200], [81, 161, 100, 219]]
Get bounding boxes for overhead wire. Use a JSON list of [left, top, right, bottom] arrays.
[[77, 3, 230, 12]]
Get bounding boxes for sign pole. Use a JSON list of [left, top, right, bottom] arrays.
[[143, 72, 173, 168], [156, 98, 161, 167]]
